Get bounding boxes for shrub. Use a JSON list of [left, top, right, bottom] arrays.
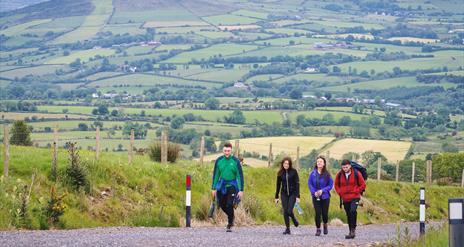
[[148, 141, 181, 163], [64, 142, 88, 192]]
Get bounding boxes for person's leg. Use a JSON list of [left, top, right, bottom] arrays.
[[287, 194, 298, 227], [322, 198, 330, 234], [349, 199, 359, 238], [281, 193, 290, 229], [225, 187, 236, 227], [312, 197, 322, 228], [343, 201, 353, 239], [312, 197, 322, 236]]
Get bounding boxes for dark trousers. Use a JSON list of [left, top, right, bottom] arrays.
[[281, 193, 297, 228], [218, 186, 236, 226], [343, 199, 359, 230], [312, 197, 330, 228]]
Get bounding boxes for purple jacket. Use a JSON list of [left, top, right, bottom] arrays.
[[308, 169, 334, 200]]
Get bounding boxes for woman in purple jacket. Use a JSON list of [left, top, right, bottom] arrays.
[[308, 156, 334, 236]]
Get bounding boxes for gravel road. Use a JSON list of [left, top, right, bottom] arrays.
[[0, 222, 435, 247]]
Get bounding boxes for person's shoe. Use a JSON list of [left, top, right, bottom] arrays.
[[323, 223, 328, 235], [292, 217, 299, 227], [283, 228, 291, 235], [315, 228, 321, 236], [351, 228, 356, 239], [345, 228, 354, 239], [226, 224, 232, 232]]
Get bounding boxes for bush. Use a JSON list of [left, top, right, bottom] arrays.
[[44, 186, 67, 227], [64, 142, 88, 192], [148, 141, 181, 163]]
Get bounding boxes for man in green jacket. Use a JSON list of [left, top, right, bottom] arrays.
[[211, 142, 244, 232]]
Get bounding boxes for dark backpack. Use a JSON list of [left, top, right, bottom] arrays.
[[337, 161, 367, 192], [337, 161, 367, 208]]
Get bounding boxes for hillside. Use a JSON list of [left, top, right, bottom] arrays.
[[1, 144, 462, 230]]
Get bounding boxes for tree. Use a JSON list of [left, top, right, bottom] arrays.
[[339, 116, 352, 126], [205, 97, 220, 110], [77, 123, 89, 131], [289, 89, 302, 99], [170, 116, 185, 129], [10, 120, 32, 146], [369, 116, 382, 126], [93, 105, 109, 115], [225, 110, 246, 124]]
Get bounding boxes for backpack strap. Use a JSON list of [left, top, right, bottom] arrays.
[[354, 169, 359, 187]]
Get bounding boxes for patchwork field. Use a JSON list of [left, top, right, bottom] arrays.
[[325, 138, 412, 162]]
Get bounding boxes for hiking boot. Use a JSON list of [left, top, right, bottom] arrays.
[[351, 228, 356, 239], [292, 217, 299, 227], [323, 223, 328, 235], [283, 228, 291, 235], [315, 228, 321, 236], [226, 224, 232, 232], [345, 228, 354, 239]]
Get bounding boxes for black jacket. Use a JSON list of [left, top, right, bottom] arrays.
[[275, 168, 300, 198]]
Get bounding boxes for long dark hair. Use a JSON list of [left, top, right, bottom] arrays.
[[313, 156, 331, 178], [278, 157, 293, 176]]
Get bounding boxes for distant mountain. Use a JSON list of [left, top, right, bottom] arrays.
[[0, 0, 49, 12], [0, 0, 93, 27]]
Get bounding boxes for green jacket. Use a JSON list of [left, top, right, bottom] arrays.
[[211, 155, 244, 191]]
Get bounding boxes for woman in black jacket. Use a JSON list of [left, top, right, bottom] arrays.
[[275, 157, 300, 234]]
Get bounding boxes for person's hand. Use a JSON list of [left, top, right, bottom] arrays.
[[212, 190, 216, 198], [296, 197, 300, 203], [237, 191, 243, 199], [275, 198, 280, 204], [318, 190, 323, 197]]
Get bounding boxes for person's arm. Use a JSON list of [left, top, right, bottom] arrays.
[[235, 157, 244, 192], [334, 171, 340, 194], [275, 175, 282, 199], [308, 172, 317, 196], [322, 176, 334, 193], [211, 157, 221, 190], [295, 170, 300, 198]]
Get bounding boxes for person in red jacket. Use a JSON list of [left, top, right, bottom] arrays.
[[334, 159, 366, 239]]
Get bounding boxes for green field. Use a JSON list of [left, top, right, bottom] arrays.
[[202, 14, 259, 25], [320, 76, 457, 92], [86, 73, 220, 89], [0, 65, 64, 79], [45, 49, 116, 64], [164, 43, 260, 63], [330, 50, 464, 73]]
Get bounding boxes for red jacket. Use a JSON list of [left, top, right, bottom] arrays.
[[334, 169, 366, 203]]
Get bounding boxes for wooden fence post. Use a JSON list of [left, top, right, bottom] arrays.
[[395, 160, 400, 182], [461, 169, 464, 188], [377, 158, 381, 181], [268, 143, 273, 168], [426, 160, 432, 185], [161, 131, 168, 163], [326, 150, 330, 169], [296, 146, 300, 169], [3, 125, 9, 178], [95, 126, 100, 160], [129, 128, 134, 164], [53, 124, 58, 147], [199, 136, 205, 164], [411, 161, 416, 184], [51, 124, 58, 181], [234, 139, 240, 157]]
